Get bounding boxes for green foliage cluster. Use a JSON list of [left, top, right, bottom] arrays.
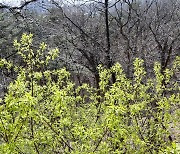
[[0, 34, 179, 153]]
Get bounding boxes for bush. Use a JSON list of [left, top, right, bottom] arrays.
[[0, 34, 179, 153]]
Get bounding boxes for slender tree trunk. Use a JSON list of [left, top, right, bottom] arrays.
[[104, 0, 115, 83], [95, 72, 100, 89]]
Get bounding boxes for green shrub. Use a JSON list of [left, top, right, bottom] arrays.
[[0, 34, 179, 153]]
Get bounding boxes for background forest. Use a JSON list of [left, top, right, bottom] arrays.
[[0, 0, 180, 153]]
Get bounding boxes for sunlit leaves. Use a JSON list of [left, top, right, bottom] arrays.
[[0, 34, 179, 153]]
